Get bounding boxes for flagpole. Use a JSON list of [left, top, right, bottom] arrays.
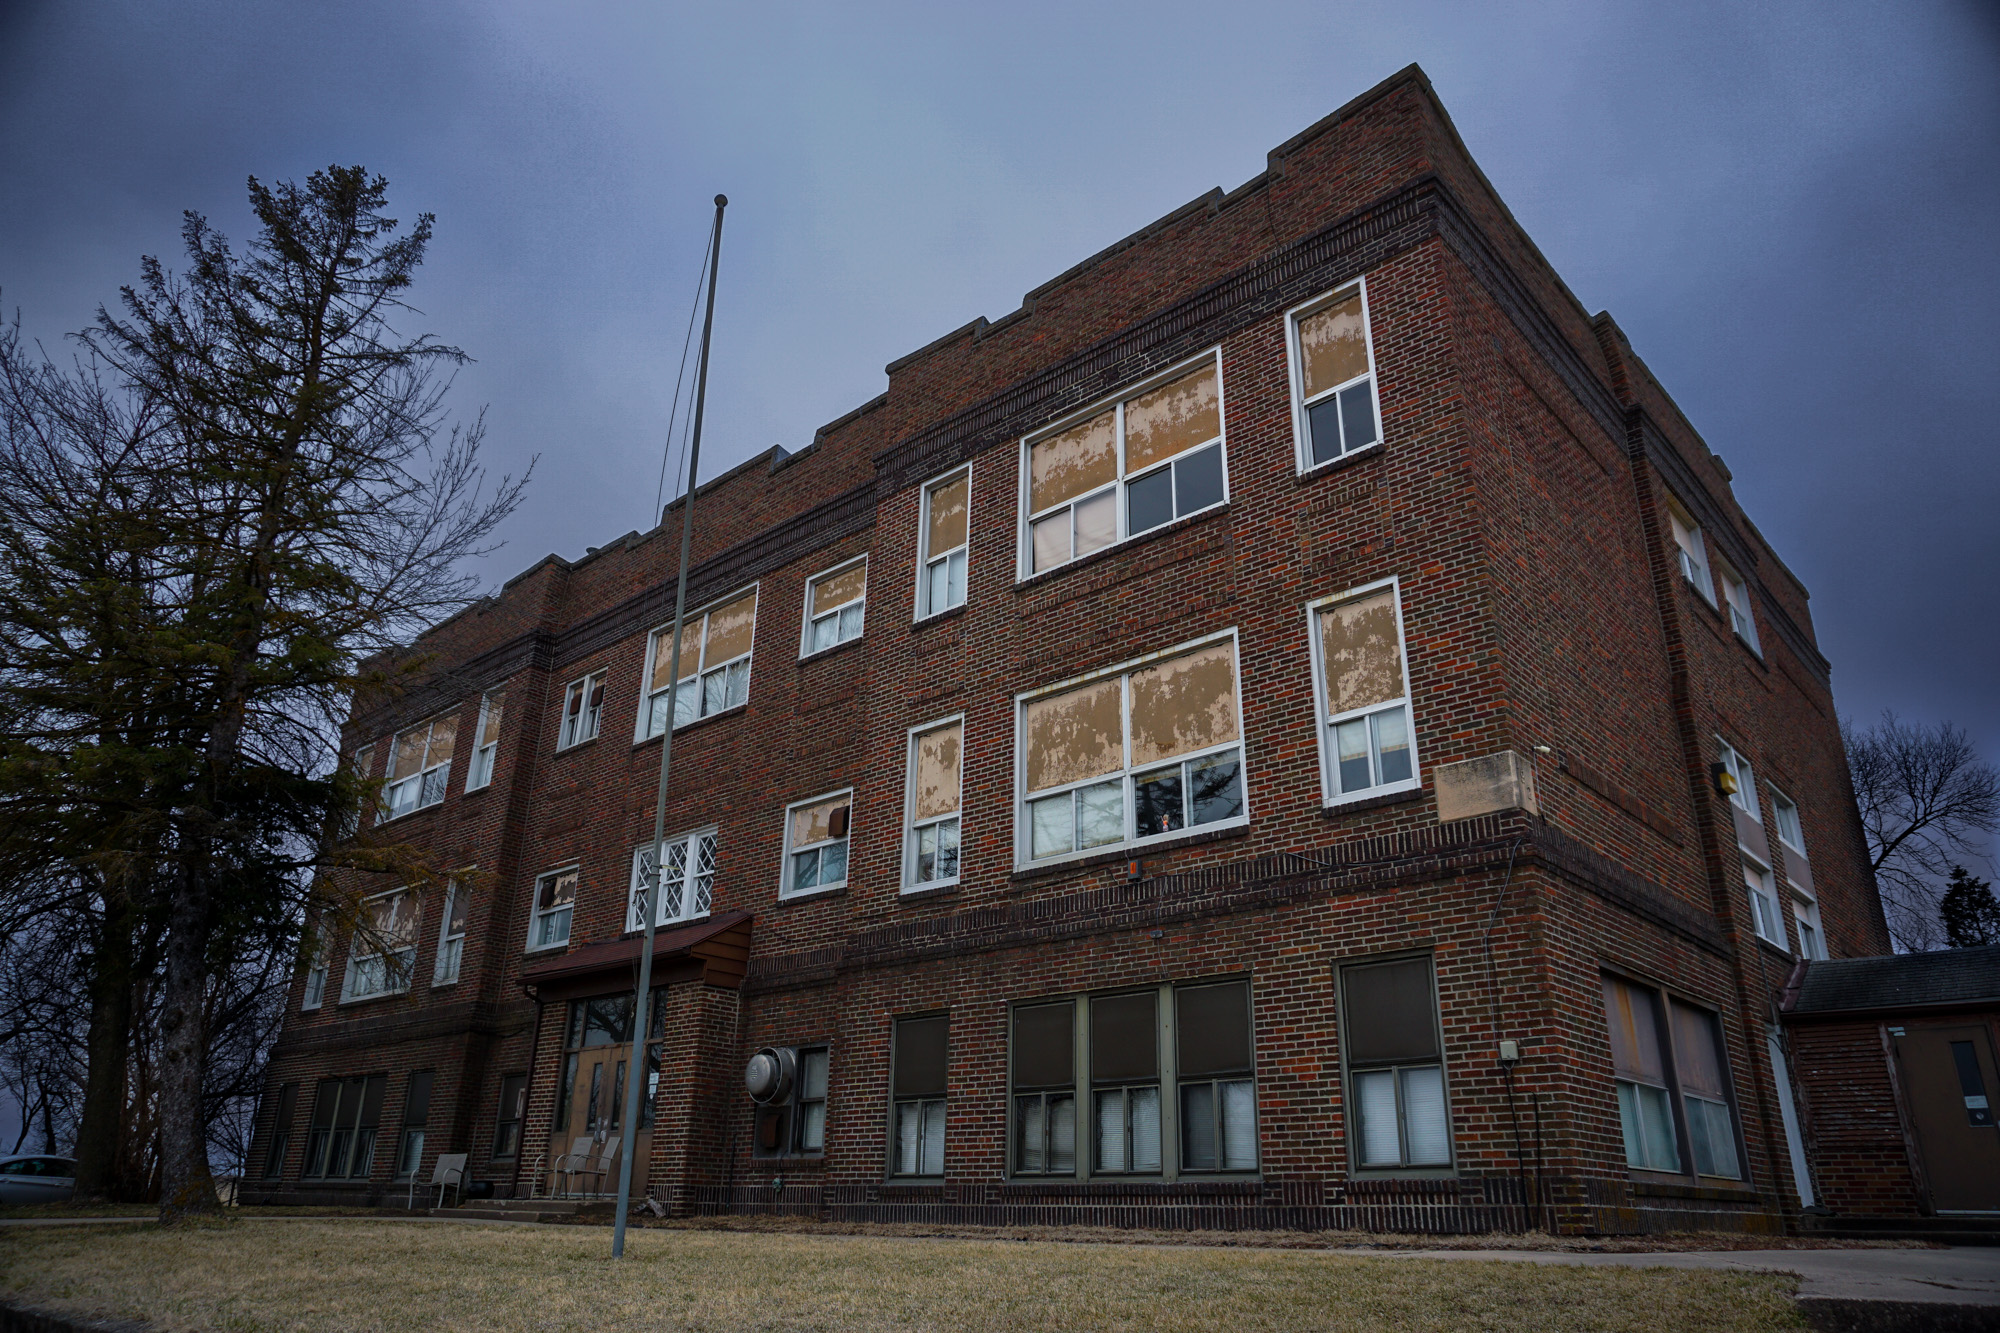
[[613, 193, 727, 1259]]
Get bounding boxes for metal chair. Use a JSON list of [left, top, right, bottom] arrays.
[[552, 1136, 596, 1198], [567, 1136, 620, 1198], [430, 1152, 468, 1209]]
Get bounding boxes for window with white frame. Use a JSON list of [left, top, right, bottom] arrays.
[[466, 690, 505, 790], [383, 715, 456, 819], [1309, 581, 1418, 804], [1341, 956, 1451, 1170], [1017, 635, 1247, 865], [1716, 739, 1758, 821], [905, 718, 962, 889], [782, 792, 851, 897], [641, 588, 757, 737], [301, 931, 331, 1011], [918, 471, 969, 618], [1667, 501, 1715, 604], [528, 867, 577, 951], [891, 1015, 948, 1177], [1743, 856, 1787, 948], [558, 671, 605, 750], [1287, 284, 1381, 469], [627, 828, 716, 930], [1022, 352, 1225, 576], [802, 560, 867, 656], [1770, 787, 1806, 856], [1716, 562, 1760, 651], [341, 889, 418, 1001], [432, 880, 467, 986], [1793, 895, 1826, 960]]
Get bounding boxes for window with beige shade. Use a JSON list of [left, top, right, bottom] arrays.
[[1286, 283, 1381, 469], [802, 559, 867, 655], [383, 714, 456, 818], [341, 889, 419, 1001], [466, 690, 504, 790], [905, 718, 963, 888], [783, 790, 852, 897], [1308, 580, 1418, 804], [1016, 634, 1247, 865], [918, 470, 969, 618], [641, 587, 757, 737], [1021, 352, 1226, 576]]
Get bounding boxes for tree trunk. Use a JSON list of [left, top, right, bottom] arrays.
[[155, 856, 216, 1221], [71, 901, 136, 1201]]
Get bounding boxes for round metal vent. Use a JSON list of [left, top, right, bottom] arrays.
[[745, 1046, 797, 1104]]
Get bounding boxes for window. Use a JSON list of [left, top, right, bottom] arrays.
[[261, 1083, 298, 1179], [641, 588, 757, 737], [1602, 977, 1743, 1180], [1177, 981, 1256, 1172], [891, 1016, 947, 1177], [904, 718, 962, 889], [558, 671, 606, 749], [1309, 581, 1418, 804], [492, 1073, 527, 1160], [753, 1045, 829, 1156], [1717, 563, 1760, 651], [1793, 896, 1826, 961], [466, 690, 505, 790], [1011, 1001, 1076, 1175], [782, 792, 851, 898], [528, 867, 577, 951], [1341, 957, 1450, 1170], [396, 1071, 433, 1180], [1017, 635, 1246, 866], [802, 559, 867, 655], [1743, 857, 1787, 948], [917, 470, 969, 618], [628, 828, 716, 929], [1667, 502, 1715, 605], [1716, 739, 1758, 821], [1286, 284, 1381, 469], [433, 881, 468, 986], [342, 744, 374, 839], [383, 715, 456, 819], [301, 931, 330, 1011], [341, 890, 418, 1002], [1770, 788, 1806, 856], [302, 1074, 386, 1180], [1092, 991, 1162, 1174]]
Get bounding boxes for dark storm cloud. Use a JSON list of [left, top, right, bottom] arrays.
[[1, 0, 1995, 758]]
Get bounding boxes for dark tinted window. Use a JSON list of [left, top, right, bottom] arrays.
[[1012, 1001, 1075, 1089], [894, 1016, 949, 1099], [1091, 991, 1158, 1082], [1342, 958, 1438, 1065], [1178, 981, 1252, 1077]]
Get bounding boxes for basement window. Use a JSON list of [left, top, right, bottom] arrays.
[[802, 559, 867, 656], [1020, 351, 1226, 577], [1016, 634, 1247, 867], [642, 587, 757, 737], [783, 791, 852, 898], [1601, 977, 1744, 1182], [904, 718, 963, 890], [918, 470, 970, 618], [1340, 956, 1451, 1170], [558, 671, 606, 750], [384, 714, 457, 818], [1309, 580, 1419, 805], [627, 828, 717, 929], [891, 1015, 948, 1177], [1286, 283, 1382, 469]]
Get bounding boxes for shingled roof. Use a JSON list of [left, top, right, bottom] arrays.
[[1784, 945, 2000, 1016]]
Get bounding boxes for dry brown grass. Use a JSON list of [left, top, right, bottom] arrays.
[[0, 1218, 1810, 1332]]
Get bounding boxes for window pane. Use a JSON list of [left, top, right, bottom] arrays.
[[1095, 1091, 1125, 1172], [1335, 718, 1372, 792], [1621, 1080, 1681, 1172], [1670, 1003, 1730, 1102], [791, 850, 820, 893], [1374, 707, 1412, 784], [1337, 382, 1378, 451], [1129, 641, 1240, 767], [1031, 512, 1071, 572], [1023, 680, 1123, 793], [799, 1049, 828, 1100], [1221, 1080, 1257, 1170], [703, 591, 758, 664], [936, 819, 959, 880], [895, 1101, 922, 1175], [1126, 466, 1174, 535], [1132, 765, 1183, 838], [701, 668, 727, 716], [1354, 1069, 1400, 1166], [1318, 590, 1404, 716], [1687, 1096, 1740, 1178], [810, 614, 836, 654], [1091, 991, 1158, 1082], [895, 1016, 949, 1099], [811, 563, 867, 616], [539, 870, 577, 912], [1130, 1086, 1162, 1171], [1077, 781, 1123, 848], [1029, 410, 1117, 512], [725, 659, 750, 709], [1030, 794, 1074, 859], [1182, 1082, 1216, 1170], [926, 474, 969, 554], [1298, 292, 1369, 399], [1178, 981, 1251, 1077], [1050, 1095, 1076, 1171], [946, 549, 966, 607], [1307, 395, 1345, 466], [390, 727, 428, 782], [837, 602, 864, 641], [1344, 959, 1438, 1064], [1124, 362, 1220, 472], [1074, 489, 1117, 556], [1602, 978, 1667, 1084], [479, 692, 505, 748], [1012, 1002, 1075, 1089], [1174, 443, 1225, 516], [1189, 752, 1244, 826], [798, 1102, 825, 1152], [926, 558, 950, 615], [819, 838, 847, 884], [1018, 1096, 1046, 1172], [1401, 1066, 1450, 1164], [913, 722, 963, 820], [920, 1100, 945, 1176]]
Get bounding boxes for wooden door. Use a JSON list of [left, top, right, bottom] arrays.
[[1895, 1024, 2000, 1215], [551, 1046, 654, 1196]]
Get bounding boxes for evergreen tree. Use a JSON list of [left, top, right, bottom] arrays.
[[1939, 865, 2000, 948]]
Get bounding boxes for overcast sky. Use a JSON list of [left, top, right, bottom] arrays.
[[2, 4, 1996, 750]]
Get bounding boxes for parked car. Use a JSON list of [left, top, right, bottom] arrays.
[[0, 1155, 75, 1205]]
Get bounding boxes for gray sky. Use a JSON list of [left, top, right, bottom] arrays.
[[1, 3, 1995, 749]]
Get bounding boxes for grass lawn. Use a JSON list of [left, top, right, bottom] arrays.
[[0, 1220, 1807, 1332]]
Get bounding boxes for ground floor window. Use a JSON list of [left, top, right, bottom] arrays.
[[1339, 955, 1451, 1170], [261, 1082, 298, 1179], [492, 1073, 527, 1161], [891, 1016, 947, 1177], [1602, 975, 1743, 1180], [395, 1071, 433, 1180], [302, 1074, 386, 1180], [753, 1046, 830, 1157]]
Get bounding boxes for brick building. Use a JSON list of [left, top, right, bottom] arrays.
[[243, 65, 1900, 1234]]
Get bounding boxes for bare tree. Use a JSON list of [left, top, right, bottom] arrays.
[[1845, 712, 2000, 951]]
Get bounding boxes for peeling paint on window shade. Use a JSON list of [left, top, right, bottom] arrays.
[[367, 892, 419, 949], [1029, 410, 1117, 511], [1128, 642, 1239, 766], [1023, 678, 1122, 793], [1318, 591, 1402, 715], [914, 722, 962, 820], [1124, 363, 1220, 473], [389, 728, 428, 780], [1670, 1002, 1728, 1101], [702, 591, 757, 664], [1602, 977, 1667, 1085], [811, 563, 867, 614], [791, 795, 849, 847], [927, 474, 968, 552], [1299, 293, 1369, 398], [477, 693, 505, 748]]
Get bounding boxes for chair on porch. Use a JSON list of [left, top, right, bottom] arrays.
[[570, 1136, 620, 1198], [552, 1136, 596, 1198], [418, 1153, 468, 1210]]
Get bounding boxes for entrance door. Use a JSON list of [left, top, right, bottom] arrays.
[[547, 990, 663, 1197], [1894, 1024, 2000, 1214]]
